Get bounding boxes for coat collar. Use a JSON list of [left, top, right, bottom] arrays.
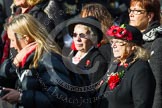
[[143, 21, 161, 41], [78, 47, 100, 68], [109, 54, 136, 73]]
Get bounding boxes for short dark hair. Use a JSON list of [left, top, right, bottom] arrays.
[[130, 0, 161, 22]]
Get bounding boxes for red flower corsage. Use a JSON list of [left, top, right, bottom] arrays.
[[106, 24, 133, 41], [85, 60, 91, 67], [108, 70, 125, 90]]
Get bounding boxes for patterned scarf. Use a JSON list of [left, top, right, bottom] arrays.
[[143, 26, 162, 41]]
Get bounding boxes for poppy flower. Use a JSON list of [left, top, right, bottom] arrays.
[[106, 25, 133, 41], [86, 60, 91, 67], [108, 70, 125, 90]]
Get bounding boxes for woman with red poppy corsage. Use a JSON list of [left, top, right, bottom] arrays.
[[67, 16, 108, 84], [97, 24, 156, 108]]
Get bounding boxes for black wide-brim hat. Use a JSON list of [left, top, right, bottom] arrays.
[[67, 16, 103, 43]]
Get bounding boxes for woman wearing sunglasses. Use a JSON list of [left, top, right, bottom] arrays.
[[67, 16, 108, 85]]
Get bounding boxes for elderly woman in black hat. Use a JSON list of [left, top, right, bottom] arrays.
[[97, 24, 156, 108], [67, 16, 108, 84]]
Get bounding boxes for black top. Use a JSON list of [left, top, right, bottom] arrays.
[[142, 21, 162, 108], [68, 47, 108, 84], [97, 55, 156, 108], [0, 51, 90, 108]]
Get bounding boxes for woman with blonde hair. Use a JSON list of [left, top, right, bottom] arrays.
[[97, 24, 156, 108], [0, 14, 71, 108]]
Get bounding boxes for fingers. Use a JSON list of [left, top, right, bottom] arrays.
[[14, 42, 37, 63], [1, 88, 19, 104], [1, 91, 10, 100], [1, 88, 12, 100]]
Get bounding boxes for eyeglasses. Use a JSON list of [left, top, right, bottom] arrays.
[[110, 40, 126, 46], [128, 9, 146, 15], [72, 33, 89, 39]]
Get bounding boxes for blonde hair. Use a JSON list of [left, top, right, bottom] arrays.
[[14, 0, 43, 6], [27, 0, 43, 6], [6, 14, 61, 68], [80, 3, 113, 37], [134, 45, 150, 61]]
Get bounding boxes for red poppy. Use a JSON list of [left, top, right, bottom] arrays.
[[123, 63, 129, 68], [86, 60, 91, 67], [107, 69, 125, 90], [108, 73, 120, 90], [106, 25, 133, 41]]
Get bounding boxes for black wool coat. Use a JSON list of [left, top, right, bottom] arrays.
[[96, 56, 156, 108], [68, 47, 109, 85], [0, 52, 89, 108], [142, 21, 162, 108]]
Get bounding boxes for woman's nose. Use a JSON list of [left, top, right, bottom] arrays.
[[75, 35, 81, 41], [111, 42, 117, 48]]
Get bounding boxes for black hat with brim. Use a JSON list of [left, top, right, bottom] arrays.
[[67, 16, 103, 43]]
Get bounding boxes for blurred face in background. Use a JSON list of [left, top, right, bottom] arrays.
[[73, 24, 94, 53], [129, 2, 150, 32]]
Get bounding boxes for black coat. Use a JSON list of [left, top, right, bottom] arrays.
[[0, 52, 89, 108], [26, 0, 64, 33], [69, 47, 108, 84], [96, 55, 156, 108], [68, 47, 109, 108], [142, 21, 162, 108], [98, 43, 112, 63]]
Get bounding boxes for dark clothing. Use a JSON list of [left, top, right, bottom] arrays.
[[97, 55, 156, 108], [68, 47, 109, 108], [15, 0, 64, 33], [98, 43, 112, 63], [142, 21, 162, 108], [69, 47, 108, 84], [0, 51, 88, 108]]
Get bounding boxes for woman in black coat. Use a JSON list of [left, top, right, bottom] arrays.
[[129, 0, 162, 107], [67, 16, 108, 85], [0, 14, 83, 108], [97, 24, 156, 108]]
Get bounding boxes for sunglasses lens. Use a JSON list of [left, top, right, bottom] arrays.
[[72, 33, 77, 37], [79, 33, 86, 38]]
